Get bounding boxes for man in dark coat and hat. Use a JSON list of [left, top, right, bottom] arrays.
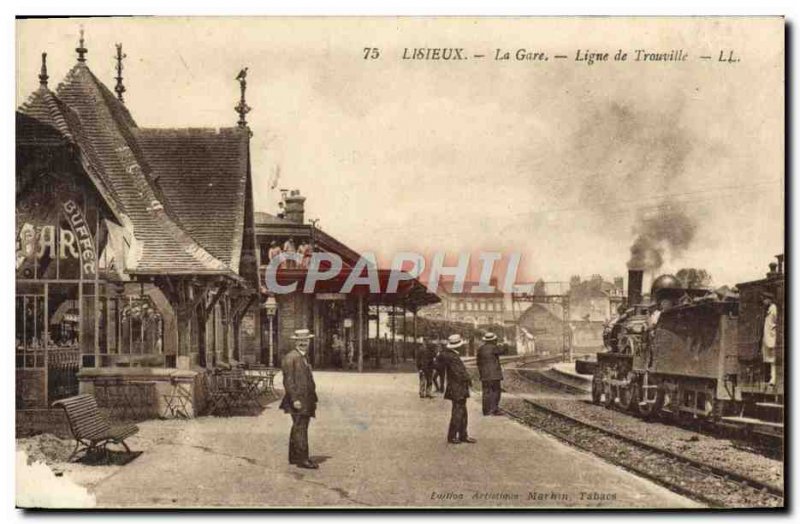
[[280, 329, 319, 469], [416, 341, 436, 398], [432, 343, 446, 392], [435, 334, 476, 444], [477, 332, 507, 415]]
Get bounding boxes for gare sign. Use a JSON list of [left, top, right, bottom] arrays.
[[15, 198, 97, 277]]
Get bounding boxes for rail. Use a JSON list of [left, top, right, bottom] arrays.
[[502, 396, 783, 508], [463, 354, 563, 367]]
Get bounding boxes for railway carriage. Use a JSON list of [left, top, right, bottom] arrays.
[[592, 255, 784, 438]]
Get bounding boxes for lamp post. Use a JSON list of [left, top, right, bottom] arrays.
[[264, 295, 278, 367]]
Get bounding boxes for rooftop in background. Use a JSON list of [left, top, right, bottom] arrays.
[[254, 201, 440, 309], [437, 278, 505, 296], [254, 210, 361, 267]]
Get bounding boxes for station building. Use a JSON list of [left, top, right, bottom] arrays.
[[16, 36, 440, 423], [16, 39, 260, 415], [255, 195, 439, 370]]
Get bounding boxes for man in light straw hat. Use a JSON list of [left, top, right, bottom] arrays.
[[477, 331, 507, 416], [280, 329, 319, 469], [435, 334, 476, 444]]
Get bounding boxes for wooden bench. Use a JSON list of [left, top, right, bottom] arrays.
[[52, 394, 139, 462]]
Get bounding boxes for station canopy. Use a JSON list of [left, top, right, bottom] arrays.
[[263, 267, 440, 309]]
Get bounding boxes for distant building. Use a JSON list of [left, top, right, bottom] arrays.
[[420, 279, 507, 327], [516, 302, 565, 356], [513, 275, 624, 357]]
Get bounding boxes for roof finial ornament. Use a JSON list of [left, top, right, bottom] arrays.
[[38, 52, 49, 89], [234, 67, 251, 128], [114, 43, 127, 103], [76, 27, 88, 62]]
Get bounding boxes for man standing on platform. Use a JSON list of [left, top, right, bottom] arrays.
[[477, 332, 507, 416], [435, 334, 476, 444], [432, 343, 446, 393], [416, 341, 435, 398], [280, 329, 319, 469]]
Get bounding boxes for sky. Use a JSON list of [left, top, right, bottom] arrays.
[[16, 17, 785, 288]]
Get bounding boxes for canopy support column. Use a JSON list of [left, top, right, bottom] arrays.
[[375, 305, 381, 369], [413, 307, 418, 360], [357, 295, 364, 373]]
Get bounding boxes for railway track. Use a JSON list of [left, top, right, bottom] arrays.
[[463, 354, 563, 368], [502, 397, 783, 508], [505, 367, 590, 395]]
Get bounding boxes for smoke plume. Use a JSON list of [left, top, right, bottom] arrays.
[[566, 100, 703, 272], [627, 204, 697, 270]]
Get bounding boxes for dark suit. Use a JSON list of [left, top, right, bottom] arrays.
[[416, 346, 435, 398], [432, 350, 446, 392], [477, 342, 507, 415], [280, 349, 318, 464], [435, 347, 472, 441]]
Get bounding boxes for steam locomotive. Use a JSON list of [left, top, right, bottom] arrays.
[[593, 255, 784, 438]]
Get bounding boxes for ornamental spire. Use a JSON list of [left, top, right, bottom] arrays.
[[114, 43, 127, 103], [234, 67, 251, 128], [76, 27, 87, 62], [38, 52, 48, 89]]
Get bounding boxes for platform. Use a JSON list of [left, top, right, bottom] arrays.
[[547, 362, 593, 390], [75, 372, 699, 508]]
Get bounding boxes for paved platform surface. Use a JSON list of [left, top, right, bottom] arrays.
[[550, 362, 593, 385], [90, 372, 700, 509]]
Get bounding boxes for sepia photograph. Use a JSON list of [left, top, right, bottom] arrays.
[[13, 15, 784, 510]]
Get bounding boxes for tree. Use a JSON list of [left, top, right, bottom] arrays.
[[675, 268, 712, 289]]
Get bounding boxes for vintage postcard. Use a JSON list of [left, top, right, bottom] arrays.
[[14, 16, 784, 509]]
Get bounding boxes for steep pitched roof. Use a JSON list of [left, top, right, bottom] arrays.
[[518, 302, 564, 330], [49, 62, 233, 276], [17, 87, 124, 220], [135, 127, 250, 271]]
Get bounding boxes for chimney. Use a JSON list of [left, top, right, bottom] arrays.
[[767, 262, 778, 279], [284, 190, 306, 224], [627, 269, 644, 306]]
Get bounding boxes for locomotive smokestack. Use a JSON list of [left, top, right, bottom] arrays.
[[628, 269, 644, 306]]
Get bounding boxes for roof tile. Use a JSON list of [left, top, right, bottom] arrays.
[[49, 63, 233, 275], [135, 127, 249, 271]]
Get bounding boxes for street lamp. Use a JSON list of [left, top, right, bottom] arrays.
[[264, 295, 278, 367]]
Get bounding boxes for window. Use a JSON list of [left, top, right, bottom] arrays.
[[15, 282, 84, 369], [16, 284, 45, 368], [113, 295, 164, 365]]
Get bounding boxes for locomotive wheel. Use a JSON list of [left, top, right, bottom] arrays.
[[602, 383, 615, 409], [591, 378, 603, 405], [617, 385, 635, 412], [637, 387, 664, 420]]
